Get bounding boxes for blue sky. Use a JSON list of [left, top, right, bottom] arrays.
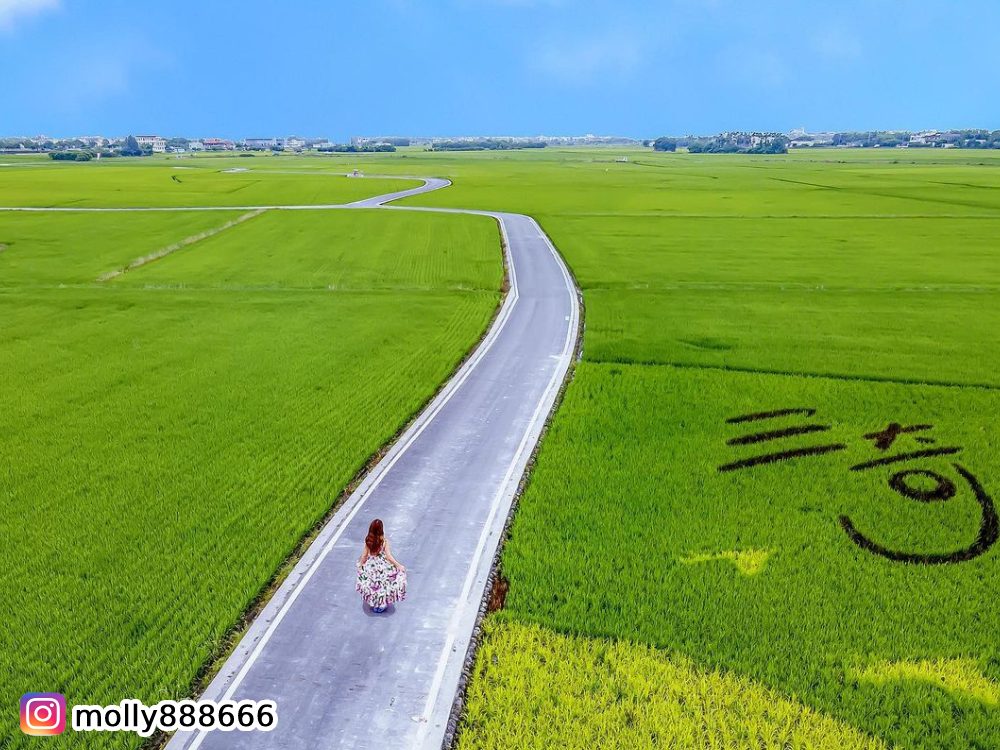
[[2, 0, 998, 139]]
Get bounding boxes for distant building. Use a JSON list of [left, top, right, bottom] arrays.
[[188, 140, 205, 151], [285, 138, 306, 151], [202, 138, 235, 151], [908, 131, 954, 147], [135, 135, 167, 152], [243, 138, 277, 150]]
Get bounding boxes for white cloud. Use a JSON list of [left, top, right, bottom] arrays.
[[0, 0, 60, 31], [531, 28, 645, 84]]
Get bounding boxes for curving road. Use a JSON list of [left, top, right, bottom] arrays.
[[154, 177, 581, 749]]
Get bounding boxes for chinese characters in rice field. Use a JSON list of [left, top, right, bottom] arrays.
[[719, 408, 999, 564]]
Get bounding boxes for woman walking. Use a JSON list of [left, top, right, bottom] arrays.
[[356, 518, 407, 613]]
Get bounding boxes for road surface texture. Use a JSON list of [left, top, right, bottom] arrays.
[[141, 177, 580, 749]]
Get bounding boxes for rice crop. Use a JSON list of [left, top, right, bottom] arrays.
[[116, 209, 501, 291], [0, 211, 245, 284], [459, 620, 889, 750], [0, 193, 500, 748], [489, 363, 1000, 749], [6, 147, 1000, 749], [0, 158, 417, 207], [389, 148, 1000, 748]]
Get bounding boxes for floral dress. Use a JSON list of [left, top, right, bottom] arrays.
[[356, 542, 407, 609]]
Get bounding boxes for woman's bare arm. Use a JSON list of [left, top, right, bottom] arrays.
[[358, 545, 369, 566]]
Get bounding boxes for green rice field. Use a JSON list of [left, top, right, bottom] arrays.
[[470, 364, 1000, 748], [0, 164, 501, 747], [395, 148, 999, 749], [3, 149, 999, 749], [0, 158, 417, 207]]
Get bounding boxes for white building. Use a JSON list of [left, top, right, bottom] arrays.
[[135, 135, 167, 152]]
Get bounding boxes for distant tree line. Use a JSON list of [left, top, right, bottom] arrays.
[[831, 131, 903, 148], [653, 133, 788, 154], [953, 130, 1000, 148], [49, 150, 96, 161], [1, 137, 46, 151], [652, 128, 1000, 153], [823, 130, 1000, 149], [430, 139, 547, 152], [692, 136, 788, 154]]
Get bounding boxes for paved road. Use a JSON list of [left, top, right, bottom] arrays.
[[346, 176, 453, 208], [156, 178, 580, 749]]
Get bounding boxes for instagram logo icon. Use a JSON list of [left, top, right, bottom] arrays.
[[20, 693, 66, 736]]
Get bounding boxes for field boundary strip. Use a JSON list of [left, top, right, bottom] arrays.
[[96, 209, 267, 281], [769, 175, 1000, 212], [593, 359, 1000, 393]]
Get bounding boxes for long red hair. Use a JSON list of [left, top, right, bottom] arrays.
[[365, 518, 384, 555]]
